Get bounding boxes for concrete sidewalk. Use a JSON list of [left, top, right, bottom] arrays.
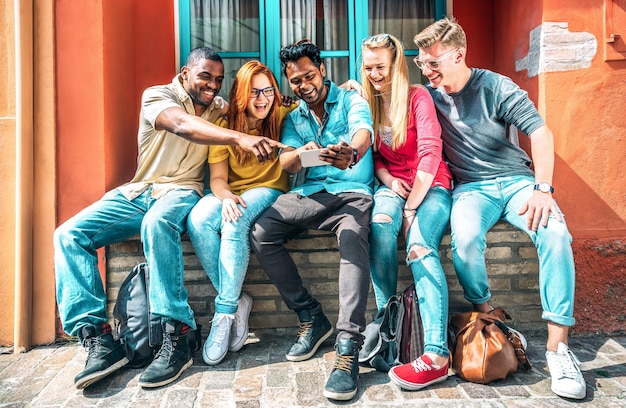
[[1, 328, 625, 407]]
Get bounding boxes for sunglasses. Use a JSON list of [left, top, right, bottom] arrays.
[[413, 48, 457, 70], [362, 33, 391, 45]]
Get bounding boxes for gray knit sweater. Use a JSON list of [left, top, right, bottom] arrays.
[[428, 68, 545, 186]]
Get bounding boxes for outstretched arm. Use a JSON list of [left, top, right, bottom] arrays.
[[155, 106, 285, 163]]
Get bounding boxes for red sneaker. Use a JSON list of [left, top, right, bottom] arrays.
[[388, 354, 448, 391]]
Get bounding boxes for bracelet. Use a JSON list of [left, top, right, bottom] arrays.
[[402, 212, 415, 218], [403, 207, 417, 211]]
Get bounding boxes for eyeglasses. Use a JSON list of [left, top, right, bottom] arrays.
[[250, 86, 275, 98], [413, 48, 457, 71]]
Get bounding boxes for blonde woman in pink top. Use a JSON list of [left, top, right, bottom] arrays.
[[359, 33, 453, 391]]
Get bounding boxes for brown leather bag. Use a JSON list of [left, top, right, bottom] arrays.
[[448, 308, 529, 384]]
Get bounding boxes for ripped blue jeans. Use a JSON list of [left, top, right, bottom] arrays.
[[369, 185, 452, 358]]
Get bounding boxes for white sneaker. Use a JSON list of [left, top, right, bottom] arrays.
[[546, 342, 586, 399], [203, 313, 234, 366], [229, 292, 253, 352]]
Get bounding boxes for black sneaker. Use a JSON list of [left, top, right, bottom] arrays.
[[138, 320, 193, 388], [286, 309, 333, 362], [74, 323, 129, 389], [323, 338, 360, 401]]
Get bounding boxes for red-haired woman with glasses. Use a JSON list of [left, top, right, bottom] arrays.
[[187, 60, 295, 366]]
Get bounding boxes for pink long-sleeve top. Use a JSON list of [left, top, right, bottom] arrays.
[[373, 85, 452, 190]]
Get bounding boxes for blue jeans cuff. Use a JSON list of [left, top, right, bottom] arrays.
[[542, 311, 575, 327]]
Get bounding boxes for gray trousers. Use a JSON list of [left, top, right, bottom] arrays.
[[250, 191, 373, 345]]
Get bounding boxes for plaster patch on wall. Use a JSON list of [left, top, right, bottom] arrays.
[[515, 22, 597, 78]]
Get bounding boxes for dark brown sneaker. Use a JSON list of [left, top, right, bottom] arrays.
[[286, 309, 333, 362], [323, 338, 360, 401], [138, 321, 193, 388]]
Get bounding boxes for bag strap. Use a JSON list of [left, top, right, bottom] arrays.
[[454, 313, 498, 337], [493, 320, 532, 370]]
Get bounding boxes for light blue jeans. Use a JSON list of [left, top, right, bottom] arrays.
[[450, 175, 576, 326], [370, 185, 452, 358], [187, 187, 283, 314], [54, 187, 200, 337]]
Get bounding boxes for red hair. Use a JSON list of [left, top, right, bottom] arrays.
[[228, 60, 283, 165]]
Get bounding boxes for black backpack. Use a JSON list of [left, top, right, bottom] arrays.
[[113, 263, 163, 368], [112, 263, 201, 368]]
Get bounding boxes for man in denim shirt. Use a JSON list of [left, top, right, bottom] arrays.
[[250, 40, 373, 401]]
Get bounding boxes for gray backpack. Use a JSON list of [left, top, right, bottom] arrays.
[[113, 263, 163, 368]]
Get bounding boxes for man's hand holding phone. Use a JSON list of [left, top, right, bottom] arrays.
[[299, 148, 331, 167], [298, 141, 355, 169]]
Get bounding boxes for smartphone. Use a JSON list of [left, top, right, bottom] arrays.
[[299, 149, 330, 167]]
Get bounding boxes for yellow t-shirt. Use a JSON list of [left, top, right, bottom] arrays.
[[208, 105, 295, 195]]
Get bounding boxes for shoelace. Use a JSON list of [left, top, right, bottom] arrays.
[[411, 357, 433, 373], [84, 336, 102, 361], [553, 348, 581, 380], [211, 315, 231, 345], [296, 321, 313, 338], [333, 354, 354, 374], [155, 332, 175, 361]]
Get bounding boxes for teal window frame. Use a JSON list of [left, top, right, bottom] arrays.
[[177, 0, 446, 80]]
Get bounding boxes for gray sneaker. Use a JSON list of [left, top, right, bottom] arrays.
[[203, 313, 234, 365], [546, 342, 586, 399], [229, 292, 253, 352]]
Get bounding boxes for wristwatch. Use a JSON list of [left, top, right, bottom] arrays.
[[348, 148, 360, 169], [533, 182, 554, 193]]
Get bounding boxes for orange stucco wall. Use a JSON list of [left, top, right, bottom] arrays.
[[1, 0, 57, 348], [538, 1, 626, 334], [457, 0, 626, 334], [54, 0, 175, 338], [0, 0, 17, 346], [56, 0, 176, 225], [457, 0, 626, 238]]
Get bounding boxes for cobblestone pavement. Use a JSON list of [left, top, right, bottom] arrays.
[[1, 328, 625, 407]]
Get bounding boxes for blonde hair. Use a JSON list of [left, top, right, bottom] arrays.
[[413, 17, 467, 50], [360, 33, 409, 150]]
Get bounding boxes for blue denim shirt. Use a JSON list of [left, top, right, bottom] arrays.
[[281, 80, 374, 196]]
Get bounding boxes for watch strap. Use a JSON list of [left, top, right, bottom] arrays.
[[533, 183, 554, 193]]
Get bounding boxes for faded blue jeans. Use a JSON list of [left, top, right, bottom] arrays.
[[187, 187, 283, 315], [370, 185, 452, 358], [450, 175, 576, 326], [54, 187, 200, 337]]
